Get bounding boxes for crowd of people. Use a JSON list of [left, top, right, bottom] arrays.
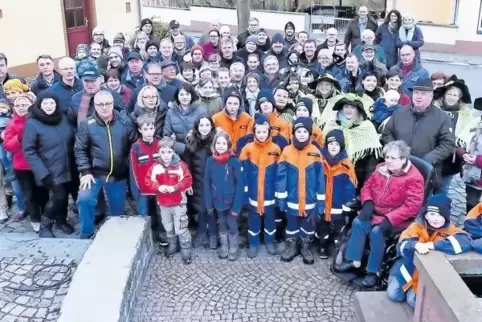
[[1, 5, 482, 310]]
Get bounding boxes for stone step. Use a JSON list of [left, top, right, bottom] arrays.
[[0, 233, 92, 261], [354, 291, 414, 322]]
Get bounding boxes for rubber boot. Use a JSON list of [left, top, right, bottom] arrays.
[[265, 243, 277, 255], [300, 238, 314, 265], [38, 217, 55, 238], [280, 238, 298, 262], [180, 241, 192, 265], [246, 245, 258, 259], [166, 236, 178, 258], [218, 233, 229, 259], [228, 233, 241, 261]]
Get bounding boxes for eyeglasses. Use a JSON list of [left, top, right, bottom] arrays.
[[60, 67, 75, 71], [93, 33, 104, 36], [147, 72, 162, 77], [95, 101, 114, 108]]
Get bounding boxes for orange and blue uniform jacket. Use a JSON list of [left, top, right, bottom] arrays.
[[321, 148, 357, 222], [464, 203, 482, 253], [130, 138, 161, 195], [288, 122, 324, 150], [239, 138, 281, 214], [212, 109, 252, 152], [395, 215, 471, 294], [275, 143, 325, 217], [236, 133, 288, 155], [247, 112, 291, 141]]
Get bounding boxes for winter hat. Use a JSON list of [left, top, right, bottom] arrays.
[[108, 46, 124, 59], [285, 21, 296, 32], [191, 45, 204, 55], [76, 43, 89, 55], [273, 82, 289, 95], [246, 35, 259, 45], [223, 90, 242, 105], [14, 93, 35, 106], [253, 113, 271, 135], [425, 194, 452, 224], [92, 27, 104, 37], [295, 97, 313, 116], [325, 129, 345, 150], [3, 79, 28, 93], [141, 18, 153, 28], [433, 75, 472, 104], [145, 40, 159, 51], [113, 32, 125, 42], [272, 33, 284, 44], [292, 117, 313, 136], [256, 90, 275, 111]]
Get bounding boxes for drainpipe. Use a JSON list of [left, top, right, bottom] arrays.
[[137, 0, 142, 24]]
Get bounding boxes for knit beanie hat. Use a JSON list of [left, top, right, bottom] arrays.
[[223, 90, 242, 106], [292, 117, 313, 136], [113, 32, 126, 42], [14, 93, 36, 106], [141, 18, 153, 28], [191, 44, 204, 55], [425, 194, 452, 224], [145, 40, 159, 51], [325, 129, 345, 150], [253, 113, 271, 136], [108, 46, 124, 59], [76, 43, 89, 55], [296, 97, 313, 116], [246, 35, 259, 45], [92, 27, 104, 37], [4, 79, 29, 93], [256, 89, 275, 111], [272, 33, 284, 44]]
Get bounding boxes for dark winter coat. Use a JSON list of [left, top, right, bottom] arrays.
[[30, 72, 62, 96], [74, 110, 137, 181], [22, 103, 74, 186], [263, 48, 289, 70], [49, 78, 84, 113], [130, 103, 168, 138], [121, 70, 145, 90], [344, 17, 379, 49], [376, 23, 399, 68], [163, 102, 207, 154], [396, 26, 424, 62]]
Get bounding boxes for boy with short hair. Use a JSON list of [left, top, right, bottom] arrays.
[[387, 194, 471, 308], [216, 67, 231, 94], [145, 138, 193, 264]]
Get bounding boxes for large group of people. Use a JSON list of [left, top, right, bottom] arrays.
[[1, 5, 482, 310]]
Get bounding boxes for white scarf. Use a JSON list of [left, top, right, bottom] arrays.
[[399, 23, 415, 43]]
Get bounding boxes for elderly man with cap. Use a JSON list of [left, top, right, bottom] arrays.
[[382, 78, 456, 192], [358, 44, 387, 78], [264, 33, 289, 70], [140, 18, 161, 47], [237, 17, 260, 50], [169, 20, 194, 49], [161, 60, 183, 89], [389, 44, 429, 96], [121, 52, 145, 90]]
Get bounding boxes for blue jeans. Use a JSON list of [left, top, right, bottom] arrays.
[[77, 177, 127, 238], [345, 218, 386, 273], [217, 209, 238, 235], [248, 208, 276, 247], [435, 175, 453, 195], [387, 275, 416, 308], [11, 179, 25, 213], [286, 214, 315, 240]]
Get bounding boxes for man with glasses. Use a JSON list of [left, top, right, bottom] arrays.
[[49, 57, 83, 111], [389, 45, 429, 96], [30, 55, 61, 95], [237, 17, 260, 50], [316, 28, 339, 53], [75, 90, 137, 239], [382, 79, 455, 194], [121, 52, 144, 91]]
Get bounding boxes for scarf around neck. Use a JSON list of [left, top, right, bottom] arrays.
[[399, 24, 415, 43], [213, 151, 231, 163]]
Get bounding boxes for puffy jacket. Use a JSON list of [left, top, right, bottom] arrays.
[[130, 103, 168, 138], [396, 215, 471, 294], [321, 149, 357, 222], [197, 95, 223, 118], [275, 143, 325, 217], [361, 161, 424, 228], [127, 82, 176, 114], [3, 113, 30, 170], [239, 138, 281, 214], [204, 154, 245, 214], [247, 112, 290, 140], [212, 109, 252, 152], [22, 108, 74, 186], [344, 17, 379, 49], [389, 63, 429, 96], [145, 154, 192, 207], [396, 26, 424, 62], [163, 102, 207, 155], [130, 138, 161, 195], [49, 78, 84, 113], [30, 72, 62, 96], [464, 203, 482, 253], [376, 23, 399, 68], [121, 70, 145, 91], [74, 110, 137, 181]]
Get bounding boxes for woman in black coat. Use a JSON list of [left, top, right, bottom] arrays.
[[22, 91, 75, 238], [183, 115, 217, 249]]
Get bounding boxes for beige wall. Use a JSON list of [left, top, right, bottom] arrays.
[[456, 0, 482, 42], [94, 0, 141, 45], [0, 0, 67, 67]]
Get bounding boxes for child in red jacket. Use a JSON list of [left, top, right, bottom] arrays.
[[145, 138, 193, 264]]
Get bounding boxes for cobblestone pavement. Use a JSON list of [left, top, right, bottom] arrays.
[[0, 258, 75, 322], [133, 248, 357, 322]]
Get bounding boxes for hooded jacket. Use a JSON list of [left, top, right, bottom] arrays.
[[145, 153, 192, 207], [283, 21, 297, 49]]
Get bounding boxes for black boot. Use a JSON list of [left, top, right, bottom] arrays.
[[55, 221, 74, 235], [218, 233, 229, 259], [333, 260, 357, 273], [300, 238, 314, 265], [94, 213, 106, 226], [180, 241, 192, 265], [166, 236, 178, 258], [280, 238, 298, 262], [318, 236, 330, 259], [6, 194, 13, 210], [192, 232, 206, 248], [360, 273, 379, 288], [228, 233, 240, 261], [38, 218, 55, 238]]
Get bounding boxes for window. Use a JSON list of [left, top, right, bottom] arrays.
[[396, 0, 459, 25], [64, 0, 85, 28], [478, 1, 482, 33], [126, 2, 131, 13]]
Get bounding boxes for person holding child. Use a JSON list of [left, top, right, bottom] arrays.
[[204, 131, 245, 261], [387, 194, 471, 308], [145, 138, 193, 264], [371, 89, 401, 134], [239, 113, 282, 258], [275, 117, 325, 265]]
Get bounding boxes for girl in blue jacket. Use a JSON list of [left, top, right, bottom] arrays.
[[204, 131, 245, 261]]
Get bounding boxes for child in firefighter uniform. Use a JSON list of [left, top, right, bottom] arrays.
[[275, 117, 325, 265], [317, 129, 357, 259], [240, 113, 282, 258], [145, 138, 193, 265], [387, 194, 471, 308], [464, 202, 482, 253], [289, 97, 324, 149]]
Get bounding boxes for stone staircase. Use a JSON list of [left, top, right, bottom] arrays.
[[354, 291, 414, 322]]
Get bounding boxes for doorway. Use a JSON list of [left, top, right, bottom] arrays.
[[64, 0, 92, 57]]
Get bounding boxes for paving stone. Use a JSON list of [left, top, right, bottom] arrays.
[[21, 307, 37, 318]]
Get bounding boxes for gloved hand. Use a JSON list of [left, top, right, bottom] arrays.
[[378, 217, 393, 237], [41, 174, 54, 190], [358, 200, 374, 221], [415, 242, 430, 255]]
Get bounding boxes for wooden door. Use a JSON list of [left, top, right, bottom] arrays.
[[64, 0, 91, 57]]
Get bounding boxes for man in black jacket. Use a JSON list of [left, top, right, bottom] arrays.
[[237, 17, 260, 50], [75, 90, 137, 239], [382, 79, 456, 192]]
